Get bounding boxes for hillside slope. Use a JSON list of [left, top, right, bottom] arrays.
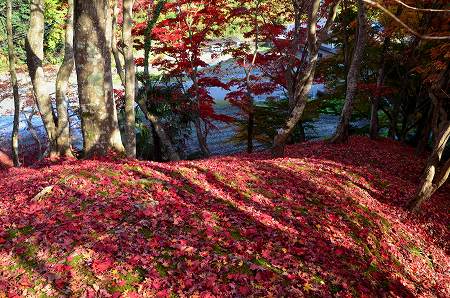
[[0, 137, 448, 297]]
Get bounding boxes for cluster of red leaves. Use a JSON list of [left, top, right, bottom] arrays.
[[0, 137, 448, 297]]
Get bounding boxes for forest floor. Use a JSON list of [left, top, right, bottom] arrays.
[[0, 136, 448, 297]]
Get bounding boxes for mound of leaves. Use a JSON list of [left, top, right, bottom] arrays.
[[0, 137, 448, 297]]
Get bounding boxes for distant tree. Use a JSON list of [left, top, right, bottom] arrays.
[[74, 0, 125, 156], [150, 0, 232, 157]]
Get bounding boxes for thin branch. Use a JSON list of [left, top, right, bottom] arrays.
[[363, 0, 450, 40], [389, 0, 450, 13]]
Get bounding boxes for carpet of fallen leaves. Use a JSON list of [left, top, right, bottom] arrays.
[[0, 136, 448, 297]]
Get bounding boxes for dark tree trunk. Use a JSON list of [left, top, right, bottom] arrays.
[[7, 0, 20, 166], [194, 117, 210, 157], [331, 0, 367, 143], [370, 36, 390, 139], [151, 123, 162, 162], [26, 0, 58, 158], [74, 0, 125, 156], [298, 121, 306, 143], [247, 111, 254, 153], [55, 0, 75, 158]]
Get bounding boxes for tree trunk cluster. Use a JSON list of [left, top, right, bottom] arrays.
[[272, 0, 341, 156]]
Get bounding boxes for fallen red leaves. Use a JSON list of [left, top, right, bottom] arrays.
[[0, 136, 448, 297]]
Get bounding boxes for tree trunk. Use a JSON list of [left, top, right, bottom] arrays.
[[370, 36, 390, 139], [408, 66, 449, 211], [331, 0, 367, 143], [194, 117, 210, 157], [416, 105, 433, 154], [407, 122, 450, 211], [136, 99, 180, 161], [272, 0, 341, 156], [134, 0, 180, 161], [151, 122, 163, 161], [55, 0, 75, 158], [111, 0, 126, 84], [26, 0, 58, 158], [247, 111, 254, 153], [74, 0, 125, 157], [7, 0, 20, 166], [122, 0, 137, 157]]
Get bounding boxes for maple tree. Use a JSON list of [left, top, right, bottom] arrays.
[[144, 0, 233, 157], [1, 0, 450, 295]]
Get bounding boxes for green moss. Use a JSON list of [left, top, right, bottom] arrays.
[[230, 229, 244, 241], [312, 274, 325, 285], [155, 263, 168, 277], [139, 227, 153, 239], [253, 258, 284, 275], [7, 225, 34, 240], [68, 254, 84, 266], [213, 244, 228, 255], [77, 170, 100, 182], [329, 283, 344, 294]]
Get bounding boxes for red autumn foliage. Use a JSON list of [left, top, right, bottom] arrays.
[[0, 137, 448, 296]]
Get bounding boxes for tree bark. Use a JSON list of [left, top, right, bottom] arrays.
[[407, 66, 449, 211], [55, 0, 75, 158], [74, 0, 125, 157], [137, 0, 180, 161], [370, 36, 390, 139], [331, 0, 367, 143], [407, 122, 450, 211], [111, 0, 126, 84], [272, 0, 341, 156], [123, 0, 137, 157], [7, 0, 20, 166], [136, 99, 180, 161], [26, 0, 58, 158]]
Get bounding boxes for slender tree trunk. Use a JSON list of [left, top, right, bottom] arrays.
[[136, 0, 180, 161], [244, 0, 260, 154], [151, 123, 163, 161], [273, 0, 340, 156], [247, 112, 254, 153], [26, 0, 58, 158], [6, 0, 20, 166], [122, 0, 137, 157], [407, 122, 450, 211], [416, 106, 432, 154], [111, 0, 126, 84], [74, 0, 125, 157], [331, 0, 367, 143], [55, 0, 75, 158], [194, 117, 210, 156], [388, 101, 400, 139], [370, 36, 390, 139]]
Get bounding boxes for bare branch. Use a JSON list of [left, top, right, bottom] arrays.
[[363, 0, 450, 40], [389, 0, 450, 13]]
